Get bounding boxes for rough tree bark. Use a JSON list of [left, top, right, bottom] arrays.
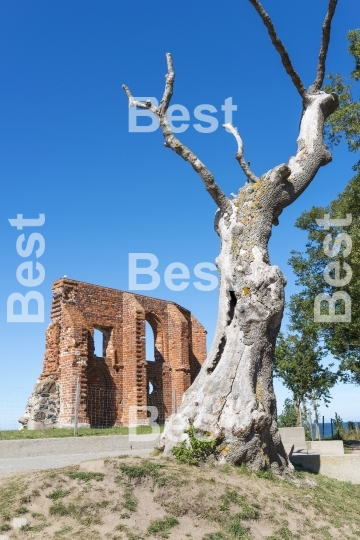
[[123, 0, 339, 474]]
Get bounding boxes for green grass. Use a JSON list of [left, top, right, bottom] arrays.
[[147, 515, 179, 538], [67, 471, 104, 482], [0, 478, 28, 519], [0, 425, 164, 440], [114, 473, 138, 512], [46, 489, 71, 500]]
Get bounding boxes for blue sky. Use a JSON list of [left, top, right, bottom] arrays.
[[0, 0, 358, 428]]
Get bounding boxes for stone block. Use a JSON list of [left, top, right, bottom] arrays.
[[306, 440, 344, 455], [290, 453, 360, 484], [11, 517, 30, 530], [279, 427, 306, 450]]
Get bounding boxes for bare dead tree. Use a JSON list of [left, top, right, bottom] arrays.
[[123, 0, 339, 474]]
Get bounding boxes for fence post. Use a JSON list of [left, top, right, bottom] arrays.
[[74, 378, 80, 437], [173, 389, 177, 415], [308, 411, 313, 440], [322, 416, 325, 440]]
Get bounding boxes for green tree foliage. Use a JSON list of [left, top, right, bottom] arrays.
[[277, 398, 298, 428], [282, 29, 360, 385], [288, 177, 360, 384], [274, 333, 337, 407], [323, 29, 360, 171]]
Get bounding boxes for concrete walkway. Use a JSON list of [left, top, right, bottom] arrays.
[[0, 434, 159, 476], [0, 448, 152, 476]]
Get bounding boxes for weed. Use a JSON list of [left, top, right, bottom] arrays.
[[67, 471, 104, 482], [31, 512, 46, 520], [219, 488, 260, 520], [115, 477, 138, 512], [225, 514, 251, 539], [50, 502, 75, 516], [267, 526, 300, 540], [55, 525, 73, 536], [255, 469, 276, 481], [16, 506, 28, 514], [203, 534, 227, 540], [46, 489, 71, 500], [172, 424, 217, 465], [124, 488, 137, 512], [293, 468, 305, 479], [147, 515, 179, 538], [0, 478, 27, 519], [119, 460, 165, 484], [0, 524, 11, 532]]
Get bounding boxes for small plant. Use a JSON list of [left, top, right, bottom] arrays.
[[49, 502, 76, 517], [54, 526, 73, 536], [46, 489, 70, 500], [67, 470, 104, 482], [203, 534, 227, 540], [218, 489, 260, 521], [124, 487, 137, 512], [114, 477, 138, 512], [119, 461, 163, 480], [255, 468, 276, 481], [172, 424, 217, 465], [147, 515, 179, 538], [16, 506, 28, 514], [266, 526, 299, 540], [225, 514, 251, 539], [333, 412, 345, 440], [0, 524, 11, 532]]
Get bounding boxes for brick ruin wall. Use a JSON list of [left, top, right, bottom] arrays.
[[20, 278, 207, 429]]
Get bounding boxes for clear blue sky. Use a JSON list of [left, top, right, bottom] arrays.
[[0, 0, 358, 428]]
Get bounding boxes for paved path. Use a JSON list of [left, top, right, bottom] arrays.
[[0, 448, 152, 476]]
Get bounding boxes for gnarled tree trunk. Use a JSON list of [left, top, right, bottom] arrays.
[[123, 0, 339, 474]]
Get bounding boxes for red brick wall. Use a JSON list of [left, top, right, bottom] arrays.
[[39, 278, 207, 427]]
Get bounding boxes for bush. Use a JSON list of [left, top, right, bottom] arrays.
[[172, 424, 217, 465], [277, 399, 298, 428], [334, 412, 345, 440]]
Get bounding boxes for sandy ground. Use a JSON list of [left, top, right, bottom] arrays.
[[0, 453, 359, 540]]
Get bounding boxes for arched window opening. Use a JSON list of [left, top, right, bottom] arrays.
[[94, 328, 104, 357], [148, 381, 154, 395], [146, 321, 155, 361]]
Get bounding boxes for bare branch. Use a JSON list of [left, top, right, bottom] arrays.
[[122, 55, 232, 216], [159, 53, 175, 114], [312, 0, 338, 92], [248, 0, 307, 99], [223, 123, 260, 183]]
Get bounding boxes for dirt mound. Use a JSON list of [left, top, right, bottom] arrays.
[[0, 454, 359, 539]]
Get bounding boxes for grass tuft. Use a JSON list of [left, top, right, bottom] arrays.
[[147, 515, 179, 538], [46, 489, 70, 500], [67, 471, 104, 482]]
